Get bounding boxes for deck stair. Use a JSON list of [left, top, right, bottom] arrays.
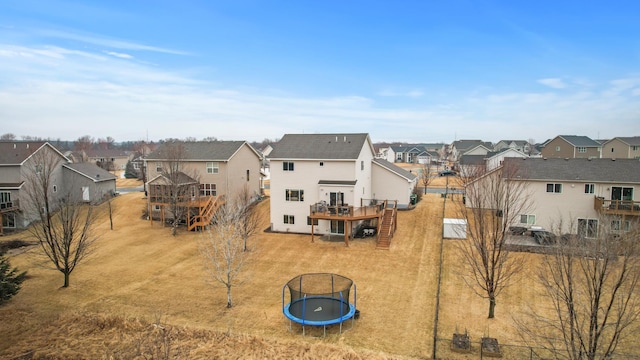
[[187, 196, 224, 231], [376, 207, 396, 250]]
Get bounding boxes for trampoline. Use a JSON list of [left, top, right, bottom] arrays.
[[282, 273, 357, 336]]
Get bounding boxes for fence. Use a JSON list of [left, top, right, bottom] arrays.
[[434, 337, 639, 359]]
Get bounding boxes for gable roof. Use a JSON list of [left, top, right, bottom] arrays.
[[0, 141, 69, 166], [504, 157, 640, 183], [452, 140, 493, 151], [268, 133, 372, 160], [607, 136, 640, 146], [372, 159, 418, 181], [146, 141, 256, 161], [147, 172, 199, 186], [63, 163, 117, 183], [0, 141, 47, 165], [556, 135, 601, 147], [459, 154, 487, 166]]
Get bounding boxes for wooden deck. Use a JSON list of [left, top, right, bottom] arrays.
[[308, 200, 398, 248], [594, 196, 640, 216], [149, 195, 223, 231]]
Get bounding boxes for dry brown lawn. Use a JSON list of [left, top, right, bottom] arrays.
[[0, 189, 635, 358]]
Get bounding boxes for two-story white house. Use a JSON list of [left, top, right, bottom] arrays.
[[268, 133, 417, 247], [475, 157, 640, 236]]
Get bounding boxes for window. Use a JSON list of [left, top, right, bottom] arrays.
[[246, 169, 250, 182], [396, 153, 402, 161], [153, 205, 161, 211], [284, 215, 294, 224], [53, 185, 57, 193], [133, 162, 140, 170], [584, 183, 595, 194], [156, 164, 163, 172], [633, 146, 639, 151], [361, 160, 364, 170], [546, 183, 562, 193], [307, 217, 318, 225], [319, 161, 324, 167], [199, 183, 216, 196], [0, 191, 11, 206], [283, 161, 294, 171], [35, 164, 42, 174], [2, 213, 16, 228], [577, 147, 586, 153], [330, 220, 345, 234], [519, 214, 536, 225], [578, 218, 598, 238], [206, 162, 219, 174], [611, 187, 633, 201], [286, 189, 304, 202], [555, 146, 561, 151], [611, 219, 632, 232]]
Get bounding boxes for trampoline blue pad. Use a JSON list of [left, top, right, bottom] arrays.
[[284, 297, 356, 326]]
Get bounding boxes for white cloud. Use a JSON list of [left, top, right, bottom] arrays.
[[537, 78, 567, 89], [0, 43, 638, 144], [105, 51, 133, 59], [377, 88, 424, 98]]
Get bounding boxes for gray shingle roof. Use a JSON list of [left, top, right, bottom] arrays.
[[459, 154, 487, 166], [615, 136, 640, 146], [504, 157, 640, 183], [63, 163, 117, 182], [372, 159, 418, 180], [146, 141, 248, 161], [0, 141, 47, 164], [268, 133, 370, 160], [558, 135, 601, 147]]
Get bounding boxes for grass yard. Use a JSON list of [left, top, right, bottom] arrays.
[[0, 180, 638, 358]]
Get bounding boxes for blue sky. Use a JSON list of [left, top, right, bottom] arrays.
[[1, 0, 639, 143]]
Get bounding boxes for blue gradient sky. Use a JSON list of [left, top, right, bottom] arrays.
[[1, 0, 639, 143]]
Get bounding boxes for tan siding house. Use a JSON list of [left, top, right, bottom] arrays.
[[478, 157, 640, 235], [540, 135, 601, 159], [602, 137, 640, 159]]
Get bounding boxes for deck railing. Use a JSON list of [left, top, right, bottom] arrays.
[[594, 196, 640, 215], [310, 200, 386, 219]]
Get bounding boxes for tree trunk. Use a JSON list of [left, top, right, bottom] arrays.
[[63, 272, 70, 288], [488, 297, 496, 318], [227, 286, 233, 308]]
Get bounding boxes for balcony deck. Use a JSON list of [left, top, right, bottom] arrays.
[[309, 202, 385, 221], [594, 197, 640, 216]]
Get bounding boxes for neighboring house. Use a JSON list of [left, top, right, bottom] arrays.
[[382, 143, 445, 163], [62, 163, 117, 202], [540, 135, 601, 159], [470, 157, 640, 235], [463, 144, 493, 156], [85, 149, 133, 172], [458, 148, 528, 177], [494, 140, 530, 154], [449, 140, 493, 161], [416, 150, 440, 165], [144, 141, 262, 230], [601, 136, 640, 159], [268, 133, 417, 247], [0, 141, 115, 234]]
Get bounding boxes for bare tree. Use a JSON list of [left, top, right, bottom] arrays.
[[456, 159, 531, 318], [517, 217, 640, 359], [0, 133, 16, 140], [235, 184, 263, 252], [199, 195, 252, 308], [74, 135, 94, 152], [420, 161, 434, 194], [156, 141, 198, 236], [23, 146, 99, 288]]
